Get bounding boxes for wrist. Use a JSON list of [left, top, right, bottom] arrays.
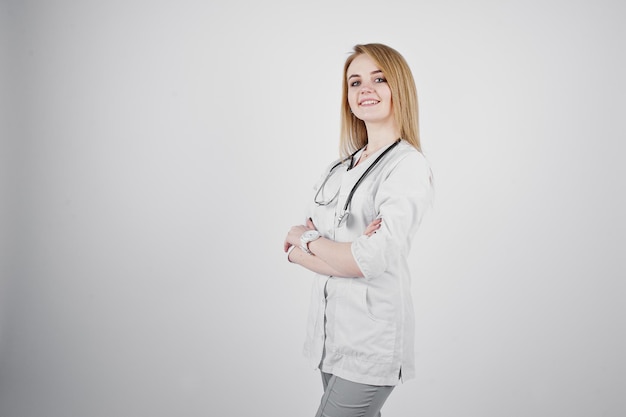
[[287, 245, 296, 263], [300, 230, 321, 255]]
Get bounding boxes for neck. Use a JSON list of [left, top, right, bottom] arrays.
[[364, 135, 400, 155], [364, 122, 401, 152]]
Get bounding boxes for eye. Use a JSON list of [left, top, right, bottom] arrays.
[[374, 77, 387, 83], [350, 80, 361, 87]]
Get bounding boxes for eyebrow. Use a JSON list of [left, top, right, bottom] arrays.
[[348, 69, 384, 80]]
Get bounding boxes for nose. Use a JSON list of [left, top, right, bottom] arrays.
[[359, 81, 374, 93]]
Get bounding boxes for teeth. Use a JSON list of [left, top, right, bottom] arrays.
[[360, 100, 379, 105]]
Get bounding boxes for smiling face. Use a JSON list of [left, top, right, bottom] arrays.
[[346, 54, 394, 127]]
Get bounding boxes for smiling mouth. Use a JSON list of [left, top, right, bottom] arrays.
[[359, 100, 379, 106]]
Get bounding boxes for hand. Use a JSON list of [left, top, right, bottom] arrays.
[[283, 218, 317, 253], [364, 218, 382, 237]]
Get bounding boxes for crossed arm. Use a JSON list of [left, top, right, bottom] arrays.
[[283, 218, 381, 278]]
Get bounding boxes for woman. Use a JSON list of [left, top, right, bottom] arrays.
[[283, 43, 433, 417]]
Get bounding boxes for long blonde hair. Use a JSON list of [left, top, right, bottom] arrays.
[[339, 43, 421, 157]]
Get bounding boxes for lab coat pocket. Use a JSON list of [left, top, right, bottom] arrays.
[[333, 281, 396, 364]]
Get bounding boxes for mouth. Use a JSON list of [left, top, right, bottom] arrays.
[[359, 99, 380, 106]]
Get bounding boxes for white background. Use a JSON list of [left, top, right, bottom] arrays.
[[1, 1, 625, 416]]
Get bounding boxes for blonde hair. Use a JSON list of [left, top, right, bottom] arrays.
[[339, 43, 421, 157]]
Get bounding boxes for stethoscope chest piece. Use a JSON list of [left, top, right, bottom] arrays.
[[336, 210, 350, 228]]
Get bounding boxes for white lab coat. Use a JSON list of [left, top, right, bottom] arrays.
[[302, 140, 433, 386]]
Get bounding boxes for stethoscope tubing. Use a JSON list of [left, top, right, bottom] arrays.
[[315, 139, 401, 226], [341, 139, 400, 214]]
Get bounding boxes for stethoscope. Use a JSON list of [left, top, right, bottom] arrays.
[[314, 139, 401, 227]]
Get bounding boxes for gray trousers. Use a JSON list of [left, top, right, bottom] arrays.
[[315, 372, 395, 417]]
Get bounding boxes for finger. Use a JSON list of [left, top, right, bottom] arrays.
[[306, 217, 316, 229], [365, 219, 381, 230], [364, 221, 382, 236], [368, 220, 382, 229]]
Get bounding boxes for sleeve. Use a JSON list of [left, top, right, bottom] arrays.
[[351, 151, 433, 280]]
